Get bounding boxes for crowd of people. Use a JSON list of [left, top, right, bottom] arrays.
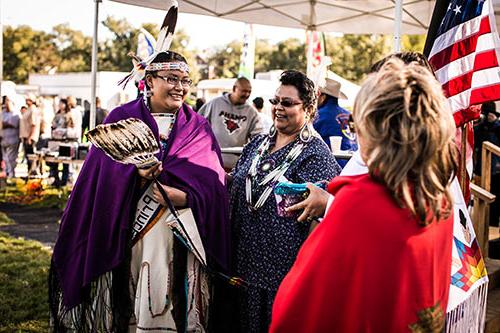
[[43, 46, 496, 333], [0, 93, 108, 185]]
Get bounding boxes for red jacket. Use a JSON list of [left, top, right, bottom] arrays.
[[270, 174, 453, 333]]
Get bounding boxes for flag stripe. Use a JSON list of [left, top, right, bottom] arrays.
[[448, 89, 471, 113], [429, 16, 491, 70], [434, 33, 497, 83], [471, 66, 500, 89], [470, 82, 500, 105], [442, 49, 499, 97], [447, 67, 500, 112], [429, 14, 484, 59]]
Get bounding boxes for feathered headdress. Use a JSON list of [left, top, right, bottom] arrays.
[[118, 0, 179, 88]]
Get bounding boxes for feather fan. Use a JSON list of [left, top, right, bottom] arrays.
[[86, 118, 160, 169]]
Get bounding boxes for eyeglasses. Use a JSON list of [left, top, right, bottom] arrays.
[[269, 98, 302, 108], [156, 75, 193, 87]]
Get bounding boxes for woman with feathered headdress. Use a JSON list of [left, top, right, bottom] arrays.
[[48, 4, 230, 332]]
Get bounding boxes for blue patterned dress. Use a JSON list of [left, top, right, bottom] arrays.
[[230, 133, 341, 332]]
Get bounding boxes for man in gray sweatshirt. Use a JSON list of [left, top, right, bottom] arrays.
[[199, 77, 264, 169]]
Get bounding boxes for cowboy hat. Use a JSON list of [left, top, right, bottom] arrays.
[[319, 78, 347, 99]]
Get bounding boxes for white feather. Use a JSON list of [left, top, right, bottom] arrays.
[[156, 1, 178, 52]]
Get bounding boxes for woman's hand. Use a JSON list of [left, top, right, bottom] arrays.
[[287, 183, 330, 222], [153, 182, 188, 207], [137, 162, 162, 180]]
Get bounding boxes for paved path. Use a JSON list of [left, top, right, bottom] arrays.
[[0, 203, 61, 248]]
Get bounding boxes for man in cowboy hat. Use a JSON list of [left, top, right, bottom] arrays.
[[313, 77, 358, 167]]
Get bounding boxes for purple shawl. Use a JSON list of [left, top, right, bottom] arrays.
[[52, 98, 231, 308]]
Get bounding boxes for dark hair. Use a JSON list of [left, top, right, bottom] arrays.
[[235, 77, 251, 86], [279, 70, 317, 118], [370, 52, 434, 75], [59, 98, 70, 113], [482, 101, 497, 115], [194, 97, 206, 111], [252, 97, 264, 109], [2, 96, 11, 112]]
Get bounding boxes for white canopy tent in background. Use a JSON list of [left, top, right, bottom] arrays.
[[84, 0, 500, 129], [112, 0, 435, 34]]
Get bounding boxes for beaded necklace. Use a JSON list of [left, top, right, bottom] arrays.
[[245, 133, 308, 210]]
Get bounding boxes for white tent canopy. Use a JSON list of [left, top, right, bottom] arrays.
[[112, 0, 436, 34], [110, 0, 500, 34]]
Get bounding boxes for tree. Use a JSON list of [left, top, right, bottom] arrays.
[[3, 25, 60, 83], [205, 37, 306, 79], [267, 38, 307, 72], [254, 39, 274, 74], [401, 35, 426, 53], [52, 24, 92, 72], [326, 34, 392, 83], [206, 41, 242, 78], [98, 17, 136, 72]]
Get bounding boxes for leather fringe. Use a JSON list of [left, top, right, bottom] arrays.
[[445, 281, 488, 333]]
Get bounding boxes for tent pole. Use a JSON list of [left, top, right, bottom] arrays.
[[90, 0, 101, 130], [306, 0, 317, 78], [394, 0, 402, 52]]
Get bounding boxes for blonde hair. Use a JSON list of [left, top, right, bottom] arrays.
[[353, 59, 457, 224]]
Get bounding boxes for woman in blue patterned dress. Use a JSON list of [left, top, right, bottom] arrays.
[[229, 70, 341, 332]]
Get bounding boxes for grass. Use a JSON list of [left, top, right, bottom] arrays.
[[0, 232, 51, 332], [0, 179, 68, 332], [0, 213, 15, 226]]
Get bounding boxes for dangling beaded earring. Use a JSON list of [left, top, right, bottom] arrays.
[[142, 85, 153, 111], [299, 123, 312, 143], [269, 125, 277, 138]]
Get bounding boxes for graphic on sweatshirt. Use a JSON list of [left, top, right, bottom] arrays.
[[336, 113, 356, 141], [219, 111, 247, 134]]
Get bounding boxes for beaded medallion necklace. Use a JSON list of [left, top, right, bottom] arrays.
[[245, 125, 311, 210]]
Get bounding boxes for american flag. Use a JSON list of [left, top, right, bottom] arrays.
[[425, 0, 500, 126], [424, 0, 500, 197]]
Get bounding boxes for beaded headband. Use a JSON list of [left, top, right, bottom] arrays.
[[145, 61, 189, 73]]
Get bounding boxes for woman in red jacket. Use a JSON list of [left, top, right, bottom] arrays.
[[270, 58, 457, 333]]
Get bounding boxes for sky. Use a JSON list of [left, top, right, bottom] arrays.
[[1, 0, 307, 50]]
